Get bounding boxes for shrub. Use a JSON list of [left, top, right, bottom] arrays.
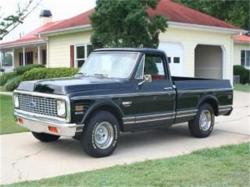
[[233, 65, 250, 84], [0, 72, 17, 86], [14, 64, 45, 75], [4, 76, 23, 91], [22, 68, 78, 81]]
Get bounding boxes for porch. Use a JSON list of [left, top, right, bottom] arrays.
[[0, 43, 47, 73]]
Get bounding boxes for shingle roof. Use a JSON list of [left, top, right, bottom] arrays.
[[233, 34, 250, 44], [148, 0, 238, 29], [41, 0, 238, 34], [0, 21, 61, 48], [0, 0, 240, 48]]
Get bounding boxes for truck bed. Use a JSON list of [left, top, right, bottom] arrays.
[[171, 76, 233, 123], [172, 76, 232, 90]]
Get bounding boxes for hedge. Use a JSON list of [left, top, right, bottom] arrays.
[[4, 75, 23, 91], [22, 68, 78, 81], [0, 72, 17, 86], [0, 67, 78, 91], [14, 64, 45, 75], [233, 65, 250, 84]]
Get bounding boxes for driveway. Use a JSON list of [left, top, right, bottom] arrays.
[[0, 91, 249, 185]]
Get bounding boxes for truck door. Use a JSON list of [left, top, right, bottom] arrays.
[[134, 53, 176, 127]]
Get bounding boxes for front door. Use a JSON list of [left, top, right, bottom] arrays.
[[134, 53, 175, 127]]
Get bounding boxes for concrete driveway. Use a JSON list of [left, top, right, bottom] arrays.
[[0, 91, 249, 185]]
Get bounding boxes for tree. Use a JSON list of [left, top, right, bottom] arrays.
[[0, 0, 42, 40], [175, 0, 250, 30], [90, 0, 168, 48]]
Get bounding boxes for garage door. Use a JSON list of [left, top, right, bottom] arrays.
[[158, 42, 184, 76]]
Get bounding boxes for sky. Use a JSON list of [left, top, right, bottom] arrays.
[[0, 0, 96, 42]]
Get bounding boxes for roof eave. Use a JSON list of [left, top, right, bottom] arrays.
[[168, 21, 247, 34], [40, 24, 92, 37], [0, 39, 47, 50], [40, 21, 246, 37]]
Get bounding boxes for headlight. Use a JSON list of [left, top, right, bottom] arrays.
[[13, 95, 19, 108], [57, 100, 66, 117]]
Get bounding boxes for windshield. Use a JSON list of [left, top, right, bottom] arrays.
[[79, 51, 139, 79]]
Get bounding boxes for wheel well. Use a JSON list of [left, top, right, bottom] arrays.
[[199, 98, 219, 116], [84, 105, 124, 131]]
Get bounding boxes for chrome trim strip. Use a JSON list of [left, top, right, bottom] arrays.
[[124, 116, 174, 124], [15, 112, 84, 137], [176, 109, 198, 114], [123, 112, 175, 120], [123, 108, 197, 124], [14, 90, 71, 122], [219, 105, 232, 109], [176, 113, 196, 118], [219, 108, 232, 112], [15, 109, 67, 123], [71, 91, 176, 100], [177, 88, 232, 94]]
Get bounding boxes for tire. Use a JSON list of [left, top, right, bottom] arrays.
[[188, 103, 215, 138], [32, 132, 60, 142], [80, 111, 120, 157]]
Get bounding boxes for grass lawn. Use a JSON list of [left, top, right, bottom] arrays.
[[0, 95, 27, 134], [5, 142, 250, 187], [234, 84, 250, 92]]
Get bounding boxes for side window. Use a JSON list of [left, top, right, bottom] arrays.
[[135, 55, 145, 79], [144, 54, 166, 81]]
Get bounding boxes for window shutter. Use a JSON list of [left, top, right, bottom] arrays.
[[241, 50, 245, 66], [70, 45, 74, 67]]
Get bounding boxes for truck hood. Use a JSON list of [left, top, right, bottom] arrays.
[[17, 76, 123, 95]]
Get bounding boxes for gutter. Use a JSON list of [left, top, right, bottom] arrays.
[[168, 21, 247, 34]]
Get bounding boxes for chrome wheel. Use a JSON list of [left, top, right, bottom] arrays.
[[199, 109, 212, 131], [94, 121, 114, 149]]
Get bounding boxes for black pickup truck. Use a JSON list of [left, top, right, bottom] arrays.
[[13, 48, 233, 157]]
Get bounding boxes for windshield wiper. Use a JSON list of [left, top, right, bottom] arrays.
[[93, 73, 109, 78], [75, 72, 87, 77]]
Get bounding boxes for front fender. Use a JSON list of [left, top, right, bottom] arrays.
[[80, 99, 124, 124]]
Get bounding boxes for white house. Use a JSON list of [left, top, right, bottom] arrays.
[[233, 34, 250, 69], [0, 0, 246, 81]]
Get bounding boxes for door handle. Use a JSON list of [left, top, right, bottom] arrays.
[[164, 87, 172, 90]]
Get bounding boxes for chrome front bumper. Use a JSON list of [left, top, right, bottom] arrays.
[[14, 111, 84, 137]]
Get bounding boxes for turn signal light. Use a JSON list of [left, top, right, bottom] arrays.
[[17, 118, 23, 125], [48, 126, 58, 133]]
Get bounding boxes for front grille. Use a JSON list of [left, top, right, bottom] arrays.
[[18, 94, 57, 117]]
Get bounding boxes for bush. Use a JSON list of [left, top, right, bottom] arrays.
[[14, 64, 45, 75], [4, 76, 23, 91], [22, 68, 78, 81], [233, 65, 250, 84], [0, 72, 17, 86]]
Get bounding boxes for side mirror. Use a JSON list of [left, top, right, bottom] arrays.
[[144, 74, 152, 83], [138, 74, 152, 86]]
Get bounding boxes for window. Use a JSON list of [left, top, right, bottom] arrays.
[[2, 52, 13, 66], [75, 44, 93, 67], [167, 57, 171, 63], [173, 57, 180, 63], [19, 52, 33, 65], [241, 50, 250, 68], [42, 50, 47, 65], [135, 55, 145, 79], [144, 55, 166, 80]]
